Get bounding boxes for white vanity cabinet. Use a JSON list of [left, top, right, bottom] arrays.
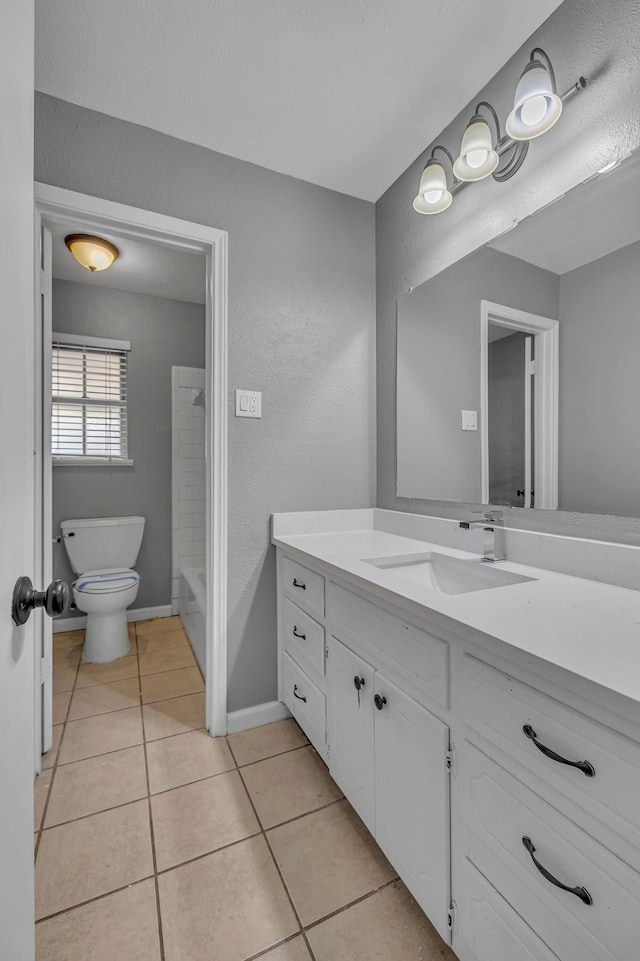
[[275, 542, 640, 961], [327, 636, 451, 941], [454, 653, 640, 961], [278, 554, 328, 761]]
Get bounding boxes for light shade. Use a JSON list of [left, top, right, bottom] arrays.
[[65, 234, 120, 272], [413, 160, 453, 215], [506, 59, 562, 140], [453, 116, 500, 181]]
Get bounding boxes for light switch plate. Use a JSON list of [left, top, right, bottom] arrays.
[[461, 409, 477, 431], [236, 389, 262, 418]]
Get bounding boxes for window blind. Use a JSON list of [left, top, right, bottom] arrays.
[[52, 337, 129, 461]]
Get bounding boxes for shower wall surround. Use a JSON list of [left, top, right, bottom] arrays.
[[171, 366, 206, 612]]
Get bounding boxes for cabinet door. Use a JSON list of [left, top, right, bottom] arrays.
[[327, 636, 375, 832], [374, 673, 451, 943]]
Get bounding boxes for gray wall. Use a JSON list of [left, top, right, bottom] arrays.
[[35, 94, 376, 711], [558, 240, 640, 516], [396, 248, 558, 501], [377, 0, 640, 542], [52, 279, 205, 612]]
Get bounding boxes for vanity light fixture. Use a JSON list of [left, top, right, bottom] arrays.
[[413, 49, 587, 215], [506, 49, 563, 140], [453, 103, 500, 182], [64, 234, 120, 272], [413, 147, 454, 215]]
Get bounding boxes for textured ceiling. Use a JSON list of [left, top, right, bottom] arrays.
[[35, 0, 563, 201]]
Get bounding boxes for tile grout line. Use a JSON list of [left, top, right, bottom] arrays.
[[42, 631, 396, 960], [36, 626, 148, 927], [230, 739, 318, 961], [34, 646, 82, 859], [137, 621, 167, 961], [302, 876, 402, 935], [36, 874, 158, 925]]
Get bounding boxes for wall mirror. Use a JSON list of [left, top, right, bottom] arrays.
[[396, 146, 640, 517]]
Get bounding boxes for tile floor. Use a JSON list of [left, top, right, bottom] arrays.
[[35, 615, 456, 961]]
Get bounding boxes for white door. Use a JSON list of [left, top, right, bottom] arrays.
[[327, 637, 375, 832], [0, 1, 37, 957], [36, 225, 54, 757], [374, 674, 451, 943]]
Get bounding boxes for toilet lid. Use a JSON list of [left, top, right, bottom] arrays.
[[75, 568, 139, 594]]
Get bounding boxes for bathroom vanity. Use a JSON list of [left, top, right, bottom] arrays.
[[273, 509, 640, 961]]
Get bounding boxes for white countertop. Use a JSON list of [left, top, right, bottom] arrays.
[[272, 521, 640, 710]]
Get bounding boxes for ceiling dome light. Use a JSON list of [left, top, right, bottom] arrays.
[[64, 234, 120, 272], [506, 49, 562, 141], [453, 115, 499, 182], [413, 157, 453, 215]]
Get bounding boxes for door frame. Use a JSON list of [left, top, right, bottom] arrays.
[[480, 300, 559, 510], [34, 183, 229, 740]]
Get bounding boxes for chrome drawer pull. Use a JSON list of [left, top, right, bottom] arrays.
[[292, 626, 306, 640], [293, 684, 307, 703], [523, 725, 595, 777], [292, 578, 306, 590], [522, 836, 592, 905]]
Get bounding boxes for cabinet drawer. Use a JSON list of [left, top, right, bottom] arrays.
[[460, 655, 640, 854], [282, 653, 327, 761], [282, 597, 325, 679], [463, 741, 640, 961], [282, 555, 325, 619], [458, 860, 559, 961], [328, 582, 448, 708]]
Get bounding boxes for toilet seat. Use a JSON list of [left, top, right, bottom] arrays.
[[75, 568, 140, 595]]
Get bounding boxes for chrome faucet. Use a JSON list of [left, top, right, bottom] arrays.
[[459, 510, 505, 563]]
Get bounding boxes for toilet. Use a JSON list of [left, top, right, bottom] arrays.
[[61, 515, 146, 663]]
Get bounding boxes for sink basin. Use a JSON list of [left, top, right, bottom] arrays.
[[361, 551, 536, 595]]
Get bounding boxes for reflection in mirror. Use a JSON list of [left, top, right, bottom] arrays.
[[397, 147, 640, 518], [488, 328, 531, 507]]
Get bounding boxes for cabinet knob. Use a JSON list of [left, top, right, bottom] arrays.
[[353, 675, 365, 692], [374, 694, 387, 711]]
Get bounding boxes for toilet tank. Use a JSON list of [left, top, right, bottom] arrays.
[[60, 516, 145, 574]]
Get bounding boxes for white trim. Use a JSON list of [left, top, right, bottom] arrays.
[[53, 456, 134, 467], [52, 331, 131, 352], [35, 183, 228, 736], [524, 335, 533, 510], [53, 604, 174, 633], [480, 300, 558, 510], [226, 700, 291, 734]]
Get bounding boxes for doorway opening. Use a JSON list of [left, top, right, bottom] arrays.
[[33, 184, 228, 773], [480, 299, 558, 511]]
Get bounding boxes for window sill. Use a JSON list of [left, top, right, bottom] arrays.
[[52, 457, 134, 468]]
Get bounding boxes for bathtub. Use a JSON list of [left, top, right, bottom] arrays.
[[179, 566, 206, 675]]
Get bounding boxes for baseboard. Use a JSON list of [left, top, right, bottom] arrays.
[[53, 604, 173, 633], [226, 700, 291, 734]]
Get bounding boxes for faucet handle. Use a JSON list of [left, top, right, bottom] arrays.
[[483, 510, 504, 524]]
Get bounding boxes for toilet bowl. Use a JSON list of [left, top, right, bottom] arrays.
[[73, 568, 140, 662], [61, 516, 145, 663]]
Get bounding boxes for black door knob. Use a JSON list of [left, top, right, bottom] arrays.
[[374, 694, 387, 711], [11, 577, 71, 626]]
